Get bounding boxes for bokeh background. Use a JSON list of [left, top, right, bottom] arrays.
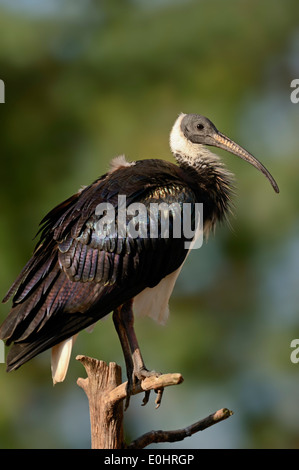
[[0, 0, 299, 449]]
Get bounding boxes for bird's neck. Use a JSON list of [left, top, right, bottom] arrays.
[[173, 148, 234, 227], [169, 114, 234, 228]]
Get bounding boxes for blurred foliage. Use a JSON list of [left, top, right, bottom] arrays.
[[0, 0, 299, 449]]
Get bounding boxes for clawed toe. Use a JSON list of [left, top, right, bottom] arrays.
[[133, 367, 164, 408]]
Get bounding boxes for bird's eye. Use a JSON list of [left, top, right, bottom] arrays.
[[197, 123, 204, 130]]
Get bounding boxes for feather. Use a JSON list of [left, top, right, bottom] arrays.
[[95, 250, 105, 283], [82, 247, 93, 283], [51, 336, 77, 384], [88, 249, 98, 282]]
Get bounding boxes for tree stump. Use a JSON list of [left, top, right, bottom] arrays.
[[77, 357, 124, 449]]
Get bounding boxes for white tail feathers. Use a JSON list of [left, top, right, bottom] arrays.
[[51, 335, 78, 384]]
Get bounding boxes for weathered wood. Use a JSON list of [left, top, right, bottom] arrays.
[[109, 371, 184, 408], [77, 356, 124, 449], [76, 354, 233, 449], [127, 408, 234, 449]]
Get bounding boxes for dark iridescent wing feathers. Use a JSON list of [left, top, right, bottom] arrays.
[[0, 160, 198, 370]]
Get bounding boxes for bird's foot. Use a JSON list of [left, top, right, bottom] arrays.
[[134, 367, 164, 409], [124, 367, 164, 410]]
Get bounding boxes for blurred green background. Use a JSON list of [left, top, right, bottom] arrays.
[[0, 0, 299, 449]]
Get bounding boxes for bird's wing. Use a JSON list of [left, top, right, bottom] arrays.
[[0, 160, 198, 371]]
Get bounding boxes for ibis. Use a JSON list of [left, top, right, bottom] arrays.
[[0, 113, 279, 404]]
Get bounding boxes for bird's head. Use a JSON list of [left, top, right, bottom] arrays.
[[170, 113, 279, 193]]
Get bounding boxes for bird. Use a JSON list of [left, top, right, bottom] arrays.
[[0, 113, 279, 405]]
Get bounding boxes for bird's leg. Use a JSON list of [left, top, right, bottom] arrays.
[[114, 300, 164, 407], [113, 306, 134, 410]]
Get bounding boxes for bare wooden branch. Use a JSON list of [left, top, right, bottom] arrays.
[[109, 372, 184, 408], [76, 355, 233, 449], [127, 408, 234, 449]]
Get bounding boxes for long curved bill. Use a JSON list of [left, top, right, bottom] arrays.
[[212, 131, 279, 193]]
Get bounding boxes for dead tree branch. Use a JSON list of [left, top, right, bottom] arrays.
[[76, 355, 233, 449], [126, 408, 233, 449], [76, 356, 124, 449]]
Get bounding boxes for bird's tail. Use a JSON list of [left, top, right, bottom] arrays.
[[3, 310, 95, 373]]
